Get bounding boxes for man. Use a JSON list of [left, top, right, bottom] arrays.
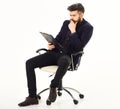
[[18, 3, 93, 106]]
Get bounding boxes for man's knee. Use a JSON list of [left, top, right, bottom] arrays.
[[57, 55, 71, 67], [26, 58, 33, 68]]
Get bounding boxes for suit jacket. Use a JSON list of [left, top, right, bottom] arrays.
[[51, 19, 93, 68], [54, 18, 93, 54]]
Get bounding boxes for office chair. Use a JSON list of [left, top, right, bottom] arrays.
[[36, 48, 84, 105]]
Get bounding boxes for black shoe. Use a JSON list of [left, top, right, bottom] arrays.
[[18, 96, 39, 107], [48, 88, 57, 102]]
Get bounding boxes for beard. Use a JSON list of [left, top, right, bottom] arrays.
[[71, 17, 81, 23], [71, 19, 77, 23]]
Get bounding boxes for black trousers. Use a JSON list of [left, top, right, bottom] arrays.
[[26, 51, 71, 97]]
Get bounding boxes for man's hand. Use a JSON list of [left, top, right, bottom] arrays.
[[48, 43, 55, 50], [68, 20, 77, 33]]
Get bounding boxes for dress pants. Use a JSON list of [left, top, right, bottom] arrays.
[[26, 51, 71, 97]]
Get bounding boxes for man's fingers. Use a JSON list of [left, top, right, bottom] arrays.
[[48, 44, 55, 50]]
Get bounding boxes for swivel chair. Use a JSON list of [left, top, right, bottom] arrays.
[[36, 48, 84, 105]]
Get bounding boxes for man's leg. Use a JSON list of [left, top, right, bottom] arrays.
[[26, 53, 57, 98], [18, 52, 59, 106], [48, 55, 71, 102]]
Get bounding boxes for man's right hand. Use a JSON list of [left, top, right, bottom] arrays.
[[68, 20, 77, 33], [48, 43, 55, 50]]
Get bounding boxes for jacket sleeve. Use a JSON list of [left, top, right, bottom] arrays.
[[55, 20, 68, 42], [69, 25, 93, 52]]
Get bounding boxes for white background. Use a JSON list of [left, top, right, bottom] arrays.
[[0, 0, 120, 109]]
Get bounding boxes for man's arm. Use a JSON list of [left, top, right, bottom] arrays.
[[69, 25, 93, 52], [47, 21, 67, 50], [55, 20, 69, 42]]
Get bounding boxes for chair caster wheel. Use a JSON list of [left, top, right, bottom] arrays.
[[79, 94, 84, 99], [73, 99, 78, 105], [37, 95, 41, 100], [46, 100, 51, 105], [58, 91, 62, 96]]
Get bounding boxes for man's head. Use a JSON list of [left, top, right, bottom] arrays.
[[67, 3, 85, 23]]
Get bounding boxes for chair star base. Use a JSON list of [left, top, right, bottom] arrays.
[[37, 87, 84, 105]]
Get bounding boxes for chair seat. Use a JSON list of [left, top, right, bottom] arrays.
[[40, 65, 58, 73]]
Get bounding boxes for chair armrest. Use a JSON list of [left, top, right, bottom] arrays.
[[71, 51, 84, 56], [36, 48, 48, 54]]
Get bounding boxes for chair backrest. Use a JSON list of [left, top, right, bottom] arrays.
[[68, 51, 84, 71]]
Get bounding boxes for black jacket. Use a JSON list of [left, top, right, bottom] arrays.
[[54, 19, 93, 54], [51, 19, 93, 68]]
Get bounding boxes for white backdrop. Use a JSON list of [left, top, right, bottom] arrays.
[[0, 0, 120, 109]]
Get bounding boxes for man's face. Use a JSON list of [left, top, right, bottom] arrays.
[[69, 10, 83, 23]]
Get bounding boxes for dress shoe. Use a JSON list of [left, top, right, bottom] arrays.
[[48, 88, 57, 102], [18, 96, 39, 107]]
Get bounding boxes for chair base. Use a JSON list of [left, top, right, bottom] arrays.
[[37, 87, 84, 105]]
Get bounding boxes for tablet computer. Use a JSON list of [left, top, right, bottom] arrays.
[[40, 32, 55, 44], [40, 32, 64, 51]]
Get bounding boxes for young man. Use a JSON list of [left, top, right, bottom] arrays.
[[18, 3, 93, 106]]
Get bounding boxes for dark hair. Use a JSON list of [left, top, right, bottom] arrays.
[[67, 3, 85, 13]]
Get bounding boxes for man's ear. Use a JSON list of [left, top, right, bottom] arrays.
[[79, 13, 84, 21], [79, 12, 84, 18]]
